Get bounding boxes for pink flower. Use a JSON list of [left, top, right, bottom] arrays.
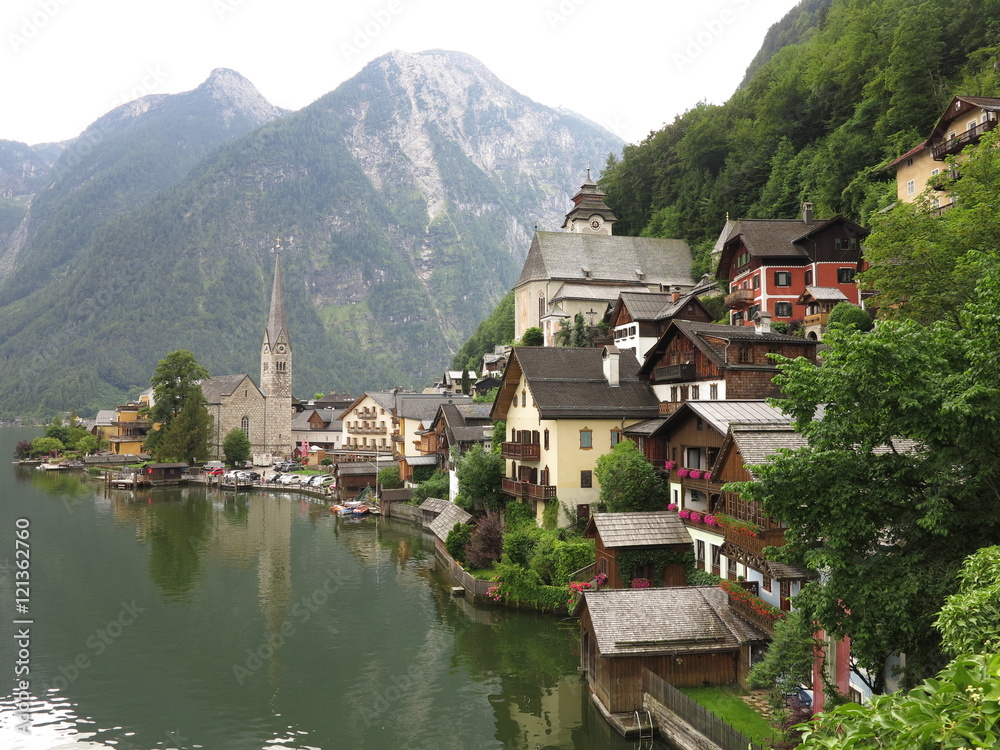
[[677, 468, 690, 478], [703, 472, 713, 481], [689, 512, 703, 524], [678, 509, 691, 519], [667, 503, 677, 511], [631, 578, 651, 589], [704, 514, 717, 526], [664, 460, 677, 470], [689, 469, 702, 479]]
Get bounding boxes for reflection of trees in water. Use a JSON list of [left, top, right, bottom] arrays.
[[25, 468, 91, 499], [146, 496, 213, 599]]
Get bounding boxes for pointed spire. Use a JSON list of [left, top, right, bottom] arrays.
[[266, 238, 288, 348]]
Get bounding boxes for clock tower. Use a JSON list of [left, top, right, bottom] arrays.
[[561, 167, 617, 236]]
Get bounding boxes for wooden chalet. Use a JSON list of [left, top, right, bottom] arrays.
[[713, 423, 812, 620], [606, 289, 714, 365], [421, 402, 493, 472], [637, 319, 817, 414], [716, 204, 868, 327], [584, 512, 690, 588], [576, 588, 768, 714], [795, 286, 850, 341]]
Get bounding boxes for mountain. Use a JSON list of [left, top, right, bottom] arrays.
[[0, 52, 622, 418]]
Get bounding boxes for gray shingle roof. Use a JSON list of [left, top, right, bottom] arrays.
[[550, 283, 640, 303], [729, 424, 808, 471], [418, 497, 452, 514], [429, 503, 473, 542], [800, 286, 849, 303], [504, 347, 659, 420], [581, 588, 767, 656], [396, 393, 470, 420], [588, 512, 691, 548], [200, 374, 259, 404], [517, 231, 693, 287]]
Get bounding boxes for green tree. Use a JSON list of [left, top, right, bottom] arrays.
[[377, 466, 402, 490], [520, 327, 544, 346], [412, 471, 450, 505], [455, 444, 505, 513], [827, 302, 874, 332], [460, 368, 471, 395], [445, 522, 472, 563], [593, 439, 666, 513], [733, 257, 1000, 690], [222, 428, 251, 466], [935, 546, 1000, 659], [150, 350, 210, 426], [31, 436, 65, 457], [155, 393, 212, 463], [571, 312, 588, 348], [76, 434, 99, 455]]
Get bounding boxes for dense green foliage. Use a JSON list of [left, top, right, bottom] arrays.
[[593, 439, 667, 513], [454, 444, 505, 512], [731, 251, 1000, 691], [599, 0, 1000, 271], [935, 546, 1000, 659], [445, 522, 472, 563], [520, 327, 543, 346], [826, 302, 874, 332], [411, 471, 450, 505], [451, 290, 515, 372], [747, 609, 818, 694], [377, 466, 402, 490], [222, 428, 251, 466]]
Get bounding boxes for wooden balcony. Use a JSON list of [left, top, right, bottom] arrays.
[[652, 363, 695, 383], [724, 288, 756, 309], [501, 442, 540, 460], [501, 477, 557, 500], [723, 526, 785, 559], [725, 592, 779, 636], [803, 313, 828, 328], [932, 118, 997, 159]]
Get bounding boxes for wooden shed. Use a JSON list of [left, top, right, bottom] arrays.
[[144, 463, 187, 485], [576, 587, 768, 714], [419, 497, 453, 529], [584, 512, 691, 588], [428, 502, 473, 555]]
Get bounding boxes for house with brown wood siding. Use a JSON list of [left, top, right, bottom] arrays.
[[636, 318, 817, 414], [584, 512, 691, 589], [605, 289, 714, 365], [576, 588, 768, 714]]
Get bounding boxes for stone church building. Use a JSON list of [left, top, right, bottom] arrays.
[[202, 250, 294, 464]]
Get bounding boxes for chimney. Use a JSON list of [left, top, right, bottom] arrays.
[[671, 286, 681, 303], [802, 202, 814, 224], [602, 346, 620, 387], [755, 311, 772, 335]]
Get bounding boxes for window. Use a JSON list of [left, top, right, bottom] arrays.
[[906, 179, 915, 195], [774, 271, 792, 287], [804, 269, 812, 286], [774, 302, 793, 318], [521, 391, 526, 407], [543, 429, 549, 451], [930, 167, 940, 177], [538, 293, 546, 321], [610, 430, 622, 448], [835, 238, 843, 251], [969, 120, 978, 132], [580, 470, 592, 488], [838, 268, 856, 284], [752, 274, 760, 290], [738, 346, 752, 364], [241, 416, 249, 437], [690, 385, 700, 400], [762, 574, 772, 593], [670, 386, 678, 402], [709, 384, 718, 400], [696, 540, 706, 569], [580, 429, 593, 449]]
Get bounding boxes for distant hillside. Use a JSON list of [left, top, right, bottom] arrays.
[[0, 52, 622, 419], [600, 0, 1000, 275]]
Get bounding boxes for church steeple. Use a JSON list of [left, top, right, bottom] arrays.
[[261, 239, 291, 401], [561, 167, 617, 235]]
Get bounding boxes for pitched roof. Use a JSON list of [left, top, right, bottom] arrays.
[[638, 320, 816, 378], [418, 497, 452, 514], [428, 503, 473, 542], [797, 286, 849, 304], [516, 231, 693, 288], [395, 393, 470, 420], [727, 423, 808, 472], [580, 588, 767, 656], [265, 251, 288, 349], [679, 401, 793, 436], [200, 374, 260, 404], [586, 512, 691, 548], [94, 409, 116, 426], [492, 347, 659, 420]]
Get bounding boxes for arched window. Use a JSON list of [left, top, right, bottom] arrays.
[[538, 293, 546, 322], [241, 416, 249, 437]]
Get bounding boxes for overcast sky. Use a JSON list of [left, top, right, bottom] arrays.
[[2, 0, 802, 147]]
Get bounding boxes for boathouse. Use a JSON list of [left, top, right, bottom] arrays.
[[144, 463, 188, 485], [576, 587, 768, 714]]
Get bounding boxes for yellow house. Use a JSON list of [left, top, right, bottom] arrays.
[[338, 392, 396, 454], [888, 96, 1000, 210], [107, 401, 150, 455], [491, 346, 660, 526]]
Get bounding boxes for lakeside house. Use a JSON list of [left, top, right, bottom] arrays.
[[584, 511, 691, 589]]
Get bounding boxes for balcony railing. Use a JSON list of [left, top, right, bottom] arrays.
[[724, 288, 756, 309], [501, 442, 540, 460], [723, 526, 785, 559], [725, 592, 779, 636], [803, 313, 828, 328], [652, 363, 695, 383], [932, 118, 997, 159], [501, 477, 557, 500]]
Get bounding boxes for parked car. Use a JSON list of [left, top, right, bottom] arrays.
[[206, 467, 224, 476]]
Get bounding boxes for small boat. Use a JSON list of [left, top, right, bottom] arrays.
[[330, 505, 353, 516], [352, 505, 369, 516], [36, 462, 69, 471]]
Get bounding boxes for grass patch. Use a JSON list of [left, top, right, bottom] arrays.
[[679, 685, 776, 745]]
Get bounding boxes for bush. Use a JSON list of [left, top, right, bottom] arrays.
[[530, 532, 595, 585], [490, 561, 567, 611], [827, 302, 874, 332], [445, 522, 472, 563], [378, 466, 402, 490], [504, 500, 535, 530], [465, 511, 505, 569], [412, 471, 450, 505], [503, 525, 542, 568]]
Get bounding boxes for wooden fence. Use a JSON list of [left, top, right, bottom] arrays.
[[436, 547, 493, 597], [643, 669, 765, 750]]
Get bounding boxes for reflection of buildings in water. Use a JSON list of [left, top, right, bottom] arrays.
[[493, 674, 585, 749]]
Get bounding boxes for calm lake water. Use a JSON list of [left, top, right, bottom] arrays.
[[0, 428, 661, 750]]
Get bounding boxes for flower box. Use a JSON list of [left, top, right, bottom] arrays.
[[703, 472, 712, 481], [677, 468, 690, 478], [704, 514, 717, 526], [689, 512, 703, 523], [678, 509, 691, 519], [689, 469, 702, 479]]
